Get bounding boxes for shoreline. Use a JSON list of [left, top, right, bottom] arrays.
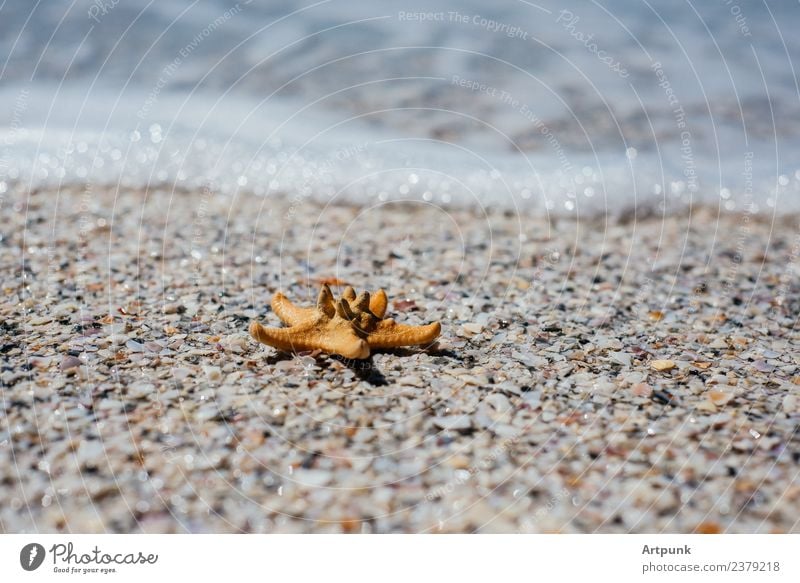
[[1, 187, 798, 533]]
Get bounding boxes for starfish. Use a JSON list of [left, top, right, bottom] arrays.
[[249, 285, 441, 359]]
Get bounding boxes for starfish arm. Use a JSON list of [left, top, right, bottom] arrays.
[[342, 286, 356, 302], [353, 290, 370, 312], [335, 299, 355, 321], [317, 284, 336, 317], [369, 289, 388, 318], [271, 292, 315, 326], [367, 319, 441, 349], [249, 321, 320, 353], [249, 320, 370, 359]]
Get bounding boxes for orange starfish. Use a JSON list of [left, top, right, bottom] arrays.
[[249, 285, 441, 359]]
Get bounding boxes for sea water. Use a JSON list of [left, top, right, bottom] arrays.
[[1, 0, 798, 216]]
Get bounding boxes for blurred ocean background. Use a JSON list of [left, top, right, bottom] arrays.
[[1, 0, 799, 215]]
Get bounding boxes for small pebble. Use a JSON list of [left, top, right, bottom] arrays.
[[60, 355, 83, 372], [708, 390, 734, 406], [651, 359, 676, 372], [433, 416, 472, 431], [460, 323, 484, 336], [204, 366, 222, 381], [125, 339, 144, 352], [610, 351, 632, 367]]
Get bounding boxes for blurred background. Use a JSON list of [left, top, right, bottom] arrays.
[[1, 0, 799, 214]]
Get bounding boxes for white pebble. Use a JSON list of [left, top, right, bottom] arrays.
[[204, 366, 222, 381], [433, 415, 472, 431], [461, 322, 484, 335]]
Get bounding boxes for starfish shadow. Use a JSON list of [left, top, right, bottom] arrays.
[[331, 354, 388, 386], [423, 347, 460, 359], [375, 344, 457, 360], [260, 352, 296, 366]]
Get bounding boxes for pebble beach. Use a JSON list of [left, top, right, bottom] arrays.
[[1, 186, 798, 534]]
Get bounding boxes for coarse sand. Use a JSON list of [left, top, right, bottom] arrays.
[[1, 187, 798, 533]]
